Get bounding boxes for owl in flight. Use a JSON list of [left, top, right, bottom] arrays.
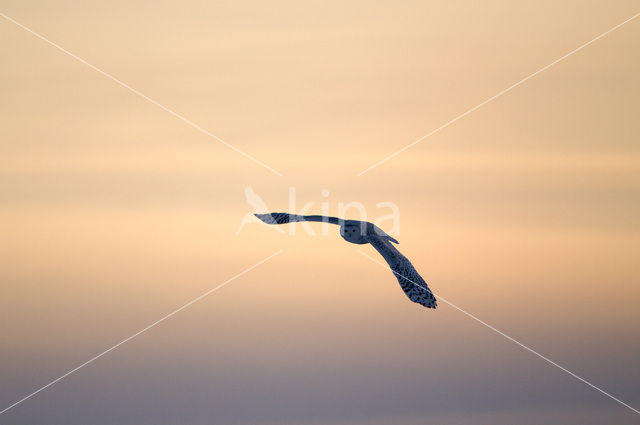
[[255, 213, 437, 309]]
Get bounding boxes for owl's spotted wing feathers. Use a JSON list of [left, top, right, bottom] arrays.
[[255, 212, 300, 224], [255, 213, 340, 225], [366, 235, 437, 309]]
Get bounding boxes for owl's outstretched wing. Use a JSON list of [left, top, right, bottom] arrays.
[[366, 235, 437, 309], [255, 213, 341, 225]]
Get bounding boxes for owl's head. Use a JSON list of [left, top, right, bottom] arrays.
[[340, 223, 368, 244]]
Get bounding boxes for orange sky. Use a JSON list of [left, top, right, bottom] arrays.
[[1, 1, 639, 424]]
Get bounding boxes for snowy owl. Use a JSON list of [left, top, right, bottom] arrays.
[[255, 213, 437, 309]]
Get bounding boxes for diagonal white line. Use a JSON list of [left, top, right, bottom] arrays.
[[357, 249, 640, 415], [357, 11, 640, 176], [0, 250, 283, 416], [0, 12, 283, 177]]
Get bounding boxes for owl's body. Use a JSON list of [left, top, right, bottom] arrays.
[[255, 212, 437, 309]]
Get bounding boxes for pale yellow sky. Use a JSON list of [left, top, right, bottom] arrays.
[[1, 1, 639, 424]]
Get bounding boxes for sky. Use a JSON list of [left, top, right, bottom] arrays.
[[1, 1, 639, 424]]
